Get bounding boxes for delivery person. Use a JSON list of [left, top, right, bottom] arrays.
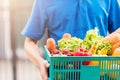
[[21, 0, 120, 80]]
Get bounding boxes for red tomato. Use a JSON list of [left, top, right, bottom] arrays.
[[73, 48, 91, 65]]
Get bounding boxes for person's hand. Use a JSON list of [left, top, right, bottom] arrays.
[[38, 60, 50, 80]]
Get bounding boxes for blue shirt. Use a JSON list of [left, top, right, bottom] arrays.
[[22, 0, 120, 42]]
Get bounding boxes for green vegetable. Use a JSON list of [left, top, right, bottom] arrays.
[[58, 27, 112, 55], [82, 27, 103, 49], [97, 41, 112, 55], [58, 37, 82, 52], [82, 27, 112, 55]]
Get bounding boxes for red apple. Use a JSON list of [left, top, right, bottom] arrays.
[[73, 48, 83, 56], [67, 52, 74, 56], [73, 48, 91, 65], [61, 49, 71, 55], [50, 49, 60, 56]]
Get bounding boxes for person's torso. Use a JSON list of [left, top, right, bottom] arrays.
[[44, 0, 111, 41]]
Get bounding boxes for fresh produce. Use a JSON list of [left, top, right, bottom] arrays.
[[47, 28, 112, 56], [73, 48, 91, 56], [107, 63, 120, 79], [111, 41, 120, 55], [73, 48, 92, 65], [46, 38, 56, 52], [102, 28, 120, 54], [108, 72, 120, 79], [102, 28, 120, 45], [82, 28, 112, 55], [61, 49, 74, 56], [51, 49, 60, 54], [45, 28, 120, 80], [112, 46, 120, 65], [89, 42, 98, 54], [112, 46, 120, 56], [58, 37, 82, 52], [115, 28, 120, 34], [82, 28, 103, 50], [107, 45, 120, 79], [97, 41, 112, 55], [103, 32, 120, 45], [89, 61, 99, 66], [62, 33, 71, 39]]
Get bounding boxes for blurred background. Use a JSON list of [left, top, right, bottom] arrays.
[[0, 0, 47, 80]]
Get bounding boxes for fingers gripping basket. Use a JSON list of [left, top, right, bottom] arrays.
[[44, 46, 120, 80]]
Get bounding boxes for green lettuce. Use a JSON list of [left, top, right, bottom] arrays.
[[58, 37, 82, 52], [82, 27, 103, 49]]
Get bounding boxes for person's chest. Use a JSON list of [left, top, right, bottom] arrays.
[[46, 0, 111, 35], [47, 0, 110, 21]]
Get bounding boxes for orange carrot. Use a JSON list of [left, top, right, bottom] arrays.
[[46, 38, 56, 51]]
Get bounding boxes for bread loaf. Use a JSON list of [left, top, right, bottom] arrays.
[[110, 41, 120, 55], [103, 32, 120, 45], [115, 28, 120, 34], [102, 28, 120, 54]]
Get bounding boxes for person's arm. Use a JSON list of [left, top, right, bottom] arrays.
[[24, 37, 49, 80]]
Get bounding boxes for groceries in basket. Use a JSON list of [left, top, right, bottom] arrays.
[[46, 28, 113, 57], [45, 28, 120, 80]]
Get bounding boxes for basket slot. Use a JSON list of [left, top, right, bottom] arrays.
[[52, 72, 81, 80], [53, 60, 81, 70]]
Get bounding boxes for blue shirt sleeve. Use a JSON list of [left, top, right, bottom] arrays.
[[108, 0, 120, 33], [21, 0, 47, 40]]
